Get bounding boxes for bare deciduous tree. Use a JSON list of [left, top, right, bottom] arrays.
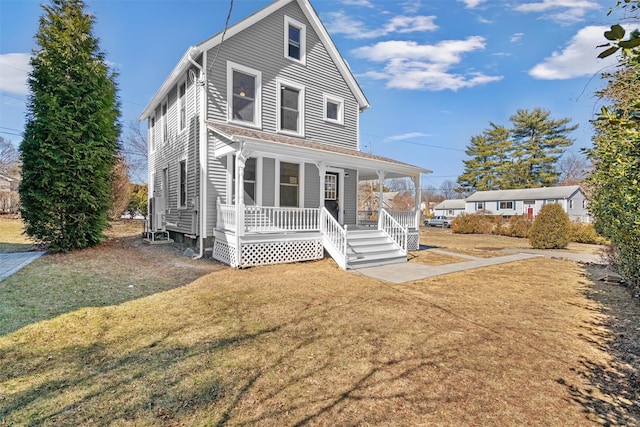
[[120, 121, 148, 183], [0, 136, 20, 176]]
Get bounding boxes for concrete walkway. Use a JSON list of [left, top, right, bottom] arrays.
[[353, 247, 601, 284], [0, 251, 46, 282]]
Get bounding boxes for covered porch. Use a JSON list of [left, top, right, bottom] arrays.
[[206, 122, 429, 269]]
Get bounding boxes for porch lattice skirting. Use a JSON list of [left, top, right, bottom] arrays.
[[213, 237, 324, 268], [408, 230, 419, 251]]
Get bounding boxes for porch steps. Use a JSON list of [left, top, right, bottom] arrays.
[[345, 229, 406, 269]]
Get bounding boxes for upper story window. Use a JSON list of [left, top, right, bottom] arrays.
[[324, 94, 344, 125], [284, 16, 306, 65], [178, 79, 187, 132], [227, 61, 262, 128], [277, 79, 304, 135], [149, 116, 156, 152], [161, 101, 168, 144]]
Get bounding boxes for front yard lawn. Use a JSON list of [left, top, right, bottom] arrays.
[[0, 223, 637, 426]]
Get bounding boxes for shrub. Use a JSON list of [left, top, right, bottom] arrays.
[[505, 215, 534, 238], [571, 222, 608, 245], [451, 214, 495, 234], [529, 204, 572, 249]]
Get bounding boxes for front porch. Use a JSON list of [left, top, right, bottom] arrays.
[[212, 202, 421, 269]]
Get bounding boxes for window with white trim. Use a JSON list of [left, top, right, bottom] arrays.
[[477, 202, 484, 210], [324, 94, 344, 124], [284, 16, 306, 64], [149, 116, 156, 152], [568, 199, 574, 209], [227, 62, 261, 127], [161, 101, 168, 144], [178, 160, 187, 207], [277, 79, 304, 135], [178, 79, 187, 132], [499, 201, 513, 210], [324, 174, 337, 200], [582, 199, 588, 209], [280, 162, 299, 207]]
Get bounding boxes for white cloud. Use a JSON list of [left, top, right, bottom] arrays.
[[529, 26, 620, 80], [342, 0, 374, 7], [514, 0, 601, 24], [388, 132, 430, 140], [458, 0, 487, 8], [353, 37, 503, 91], [325, 12, 437, 39], [511, 32, 524, 43], [0, 53, 31, 96]]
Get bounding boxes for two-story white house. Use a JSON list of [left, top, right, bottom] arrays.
[[138, 0, 429, 269]]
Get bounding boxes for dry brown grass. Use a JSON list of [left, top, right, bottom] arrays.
[[0, 216, 36, 253], [0, 222, 637, 426]]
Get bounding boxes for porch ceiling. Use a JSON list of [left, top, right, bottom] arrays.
[[206, 121, 431, 180]]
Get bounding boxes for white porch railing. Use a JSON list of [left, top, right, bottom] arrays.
[[320, 207, 347, 269], [216, 199, 320, 234], [357, 210, 378, 227], [217, 198, 236, 231], [388, 210, 420, 229], [245, 206, 320, 232], [379, 208, 408, 255]]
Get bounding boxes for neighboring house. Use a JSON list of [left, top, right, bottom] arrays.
[[139, 0, 429, 269], [0, 174, 18, 192], [433, 199, 466, 217], [465, 185, 590, 222]]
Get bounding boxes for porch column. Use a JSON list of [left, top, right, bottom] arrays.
[[236, 151, 246, 237], [316, 161, 326, 209], [376, 170, 387, 213], [412, 174, 422, 228]]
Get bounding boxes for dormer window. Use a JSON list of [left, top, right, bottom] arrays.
[[284, 16, 306, 65], [227, 61, 262, 128]]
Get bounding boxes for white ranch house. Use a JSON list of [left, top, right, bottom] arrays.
[[433, 199, 466, 217], [464, 185, 591, 222], [139, 0, 430, 269]]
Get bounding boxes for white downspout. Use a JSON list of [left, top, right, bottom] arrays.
[[188, 48, 207, 259]]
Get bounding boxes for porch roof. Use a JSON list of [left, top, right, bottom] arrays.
[[205, 121, 431, 180]]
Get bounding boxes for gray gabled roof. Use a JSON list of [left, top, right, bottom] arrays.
[[139, 0, 369, 121], [466, 185, 583, 202], [434, 199, 466, 210]]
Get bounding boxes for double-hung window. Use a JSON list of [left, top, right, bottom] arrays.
[[149, 116, 156, 152], [499, 201, 513, 210], [284, 16, 306, 64], [161, 102, 168, 144], [277, 79, 304, 135], [280, 162, 299, 207], [178, 80, 187, 132], [227, 62, 261, 127], [178, 160, 187, 207]]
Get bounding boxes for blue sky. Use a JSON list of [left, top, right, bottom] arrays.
[[0, 0, 627, 190]]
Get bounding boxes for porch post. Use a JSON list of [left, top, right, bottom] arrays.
[[316, 161, 326, 209], [412, 174, 422, 228], [236, 152, 246, 237], [376, 170, 387, 214]]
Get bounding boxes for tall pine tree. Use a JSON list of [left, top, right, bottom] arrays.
[[20, 0, 120, 252], [457, 108, 576, 191]]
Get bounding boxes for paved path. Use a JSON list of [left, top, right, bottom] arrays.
[[0, 252, 46, 282], [354, 247, 601, 284]]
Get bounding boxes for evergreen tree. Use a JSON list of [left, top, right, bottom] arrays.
[[457, 123, 510, 191], [588, 18, 640, 289], [19, 0, 120, 252], [457, 108, 576, 191], [510, 108, 577, 188]]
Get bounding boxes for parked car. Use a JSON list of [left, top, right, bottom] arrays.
[[424, 216, 453, 228]]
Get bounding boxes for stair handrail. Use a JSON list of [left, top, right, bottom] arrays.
[[379, 208, 408, 255], [320, 207, 347, 268]]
